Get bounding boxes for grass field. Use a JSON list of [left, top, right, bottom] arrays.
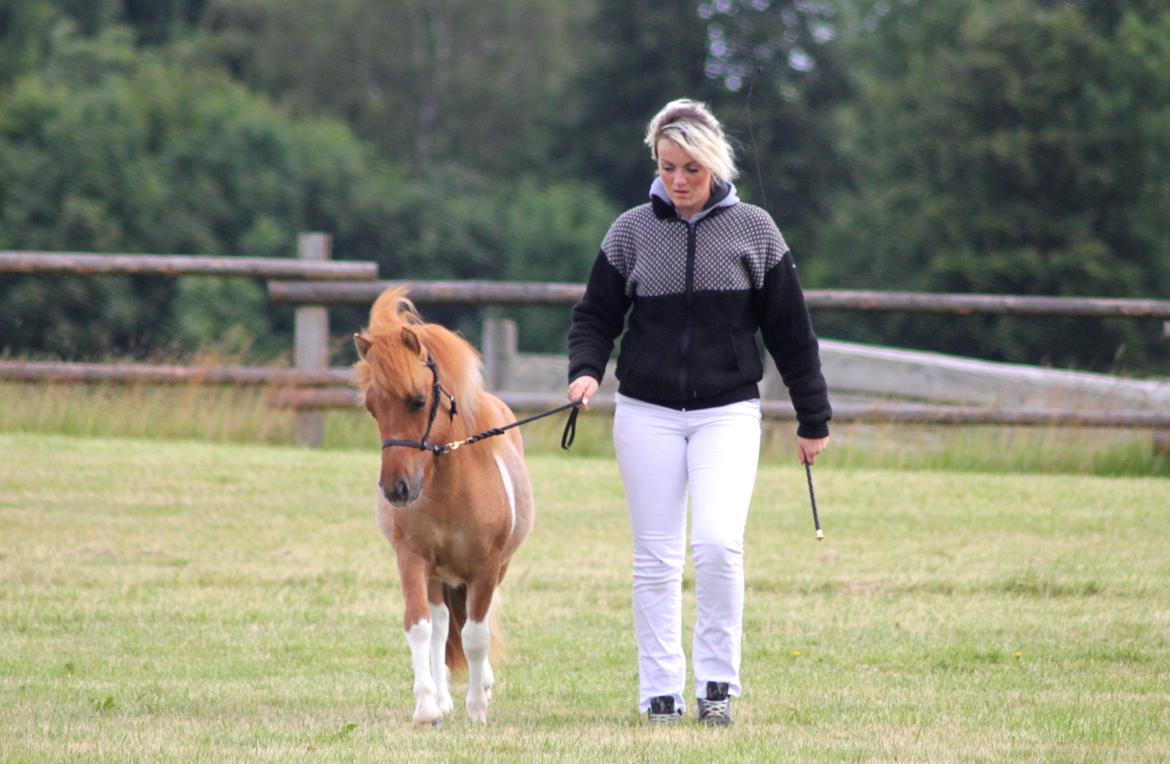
[[2, 431, 1168, 762]]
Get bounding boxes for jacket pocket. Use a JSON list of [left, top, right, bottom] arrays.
[[730, 328, 763, 379], [617, 329, 681, 393], [615, 335, 641, 384]]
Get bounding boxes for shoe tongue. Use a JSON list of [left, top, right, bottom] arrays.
[[706, 681, 730, 700]]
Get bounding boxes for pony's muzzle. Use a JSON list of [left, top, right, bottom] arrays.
[[381, 477, 418, 506]]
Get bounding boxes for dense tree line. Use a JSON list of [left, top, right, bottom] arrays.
[[0, 0, 1167, 372]]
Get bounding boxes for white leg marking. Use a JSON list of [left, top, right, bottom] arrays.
[[493, 453, 516, 536], [482, 657, 495, 701], [428, 602, 454, 715], [462, 619, 491, 723], [405, 620, 441, 725]]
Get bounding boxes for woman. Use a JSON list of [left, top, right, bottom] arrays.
[[566, 99, 831, 725]]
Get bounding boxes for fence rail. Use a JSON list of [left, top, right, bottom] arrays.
[[268, 388, 1170, 428], [266, 279, 1170, 318], [5, 360, 1166, 429], [0, 361, 351, 387], [0, 252, 377, 280], [806, 290, 1170, 318], [6, 244, 1169, 449], [268, 279, 584, 306]]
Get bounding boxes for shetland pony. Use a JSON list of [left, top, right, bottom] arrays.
[[354, 288, 534, 725]]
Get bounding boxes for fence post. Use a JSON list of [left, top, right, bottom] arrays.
[[482, 316, 517, 391], [294, 233, 331, 447], [1155, 431, 1170, 456]]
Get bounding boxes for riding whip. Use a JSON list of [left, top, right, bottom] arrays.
[[805, 462, 823, 541], [749, 71, 825, 542]]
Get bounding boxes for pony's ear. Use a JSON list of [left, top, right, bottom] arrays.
[[401, 327, 424, 357], [354, 332, 373, 360]]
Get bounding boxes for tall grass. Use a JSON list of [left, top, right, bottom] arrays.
[[2, 380, 1166, 476]]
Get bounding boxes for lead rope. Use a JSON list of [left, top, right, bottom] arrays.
[[440, 400, 581, 455]]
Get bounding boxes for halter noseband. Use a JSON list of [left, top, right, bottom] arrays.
[[380, 354, 458, 457]]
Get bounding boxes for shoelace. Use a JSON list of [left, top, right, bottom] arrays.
[[648, 708, 681, 723], [698, 697, 730, 721]]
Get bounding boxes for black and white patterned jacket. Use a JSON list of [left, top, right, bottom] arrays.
[[568, 180, 831, 438]]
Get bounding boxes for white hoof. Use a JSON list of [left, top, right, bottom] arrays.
[[413, 692, 443, 725], [466, 692, 488, 724]]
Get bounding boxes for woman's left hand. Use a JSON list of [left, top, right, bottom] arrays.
[[797, 435, 829, 466]]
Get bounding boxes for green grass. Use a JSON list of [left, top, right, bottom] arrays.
[[2, 381, 1168, 475], [1, 432, 1168, 761]]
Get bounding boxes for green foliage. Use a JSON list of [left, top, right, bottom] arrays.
[[701, 0, 853, 253], [0, 0, 1168, 373], [0, 25, 419, 359], [0, 0, 57, 86], [499, 181, 617, 352], [814, 0, 1170, 372], [196, 0, 589, 179], [169, 277, 274, 357], [568, 0, 714, 207]]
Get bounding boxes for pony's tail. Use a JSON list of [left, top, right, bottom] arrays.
[[443, 584, 468, 676], [442, 584, 505, 677]]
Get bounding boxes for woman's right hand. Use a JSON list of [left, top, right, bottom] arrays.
[[567, 376, 600, 410]]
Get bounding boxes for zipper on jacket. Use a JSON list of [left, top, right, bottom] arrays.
[[679, 221, 697, 399]]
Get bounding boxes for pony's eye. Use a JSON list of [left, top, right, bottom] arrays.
[[407, 395, 427, 413]]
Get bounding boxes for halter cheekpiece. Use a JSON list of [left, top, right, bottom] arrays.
[[380, 354, 458, 456]]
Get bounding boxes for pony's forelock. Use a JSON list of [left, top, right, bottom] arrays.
[[354, 288, 483, 423]]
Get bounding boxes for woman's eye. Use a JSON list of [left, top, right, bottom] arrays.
[[408, 396, 426, 412]]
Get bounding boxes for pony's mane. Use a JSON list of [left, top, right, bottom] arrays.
[[354, 287, 484, 423]]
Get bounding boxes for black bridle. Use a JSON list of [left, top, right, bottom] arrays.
[[380, 354, 580, 457], [379, 354, 458, 456]]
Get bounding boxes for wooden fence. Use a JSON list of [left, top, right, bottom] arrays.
[[0, 251, 375, 280], [1, 233, 368, 445], [266, 279, 1170, 319], [3, 237, 1169, 450]]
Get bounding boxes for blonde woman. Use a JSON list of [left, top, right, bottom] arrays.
[[567, 98, 831, 725]]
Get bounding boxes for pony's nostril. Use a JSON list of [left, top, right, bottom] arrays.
[[379, 477, 414, 505]]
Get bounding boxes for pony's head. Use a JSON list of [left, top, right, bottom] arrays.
[[354, 288, 484, 506]]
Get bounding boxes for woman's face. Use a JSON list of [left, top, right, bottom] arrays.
[[656, 138, 712, 220]]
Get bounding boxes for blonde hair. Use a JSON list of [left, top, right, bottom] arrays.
[[644, 98, 738, 185]]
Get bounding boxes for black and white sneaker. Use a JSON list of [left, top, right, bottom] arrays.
[[647, 695, 683, 724], [697, 681, 733, 726]]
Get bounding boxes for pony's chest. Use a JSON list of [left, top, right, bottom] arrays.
[[389, 510, 477, 582]]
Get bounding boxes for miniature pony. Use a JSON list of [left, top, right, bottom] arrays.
[[354, 288, 534, 725]]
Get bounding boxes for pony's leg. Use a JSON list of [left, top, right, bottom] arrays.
[[462, 579, 496, 723], [480, 597, 497, 701], [398, 552, 442, 725], [427, 580, 454, 715]]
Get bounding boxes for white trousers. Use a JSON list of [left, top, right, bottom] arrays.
[[613, 392, 761, 713]]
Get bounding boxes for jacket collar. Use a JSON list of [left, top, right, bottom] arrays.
[[649, 177, 739, 224]]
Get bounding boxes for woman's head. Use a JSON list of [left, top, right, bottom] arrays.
[[644, 99, 738, 187]]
